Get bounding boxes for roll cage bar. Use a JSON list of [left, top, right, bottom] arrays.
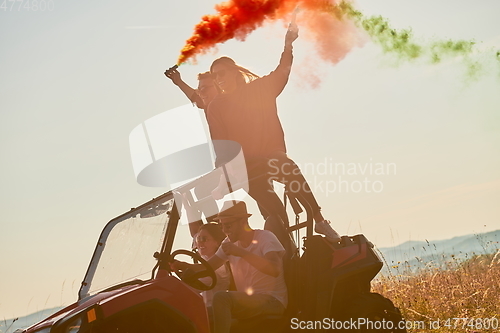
[[78, 164, 316, 300]]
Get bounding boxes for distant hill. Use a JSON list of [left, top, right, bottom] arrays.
[[0, 307, 63, 333], [376, 229, 500, 274]]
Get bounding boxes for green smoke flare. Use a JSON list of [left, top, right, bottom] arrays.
[[330, 1, 500, 79]]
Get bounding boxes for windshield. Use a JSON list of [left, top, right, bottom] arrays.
[[79, 195, 174, 299]]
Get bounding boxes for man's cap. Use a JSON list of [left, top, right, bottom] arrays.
[[213, 200, 252, 221]]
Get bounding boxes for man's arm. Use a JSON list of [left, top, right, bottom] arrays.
[[221, 242, 281, 278], [164, 66, 205, 108], [207, 255, 226, 272]]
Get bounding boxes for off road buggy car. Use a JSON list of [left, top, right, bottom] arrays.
[[19, 168, 405, 333]]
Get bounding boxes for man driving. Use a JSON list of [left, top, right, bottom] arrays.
[[172, 200, 287, 333]]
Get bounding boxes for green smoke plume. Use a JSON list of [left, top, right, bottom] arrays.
[[331, 1, 500, 79]]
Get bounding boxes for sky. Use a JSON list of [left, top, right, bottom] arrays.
[[1, 0, 499, 322]]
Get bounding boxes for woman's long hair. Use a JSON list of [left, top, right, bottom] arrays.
[[210, 57, 260, 88]]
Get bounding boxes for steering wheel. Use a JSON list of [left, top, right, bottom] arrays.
[[170, 249, 217, 291]]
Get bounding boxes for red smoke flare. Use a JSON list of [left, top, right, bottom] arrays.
[[177, 0, 362, 66], [177, 0, 297, 65]]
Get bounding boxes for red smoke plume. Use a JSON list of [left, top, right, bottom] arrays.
[[177, 0, 362, 66]]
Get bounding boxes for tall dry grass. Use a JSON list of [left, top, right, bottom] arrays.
[[373, 250, 500, 332]]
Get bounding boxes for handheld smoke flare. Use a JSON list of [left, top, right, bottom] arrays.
[[165, 65, 179, 76]]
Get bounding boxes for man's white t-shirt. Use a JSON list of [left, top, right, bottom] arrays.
[[215, 230, 288, 308], [201, 259, 231, 307]]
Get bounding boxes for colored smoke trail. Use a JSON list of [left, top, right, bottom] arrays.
[[177, 0, 300, 65], [176, 0, 365, 66], [330, 2, 500, 78], [296, 2, 364, 65], [336, 2, 499, 74], [336, 1, 476, 63], [177, 0, 500, 78]]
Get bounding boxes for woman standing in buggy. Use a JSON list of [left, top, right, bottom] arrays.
[[207, 21, 341, 246]]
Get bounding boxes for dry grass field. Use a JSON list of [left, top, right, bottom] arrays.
[[373, 250, 500, 332]]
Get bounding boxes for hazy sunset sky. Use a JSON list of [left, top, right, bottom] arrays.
[[1, 0, 499, 321]]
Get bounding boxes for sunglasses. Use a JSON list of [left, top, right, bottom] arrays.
[[219, 217, 243, 229], [196, 236, 210, 243]]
